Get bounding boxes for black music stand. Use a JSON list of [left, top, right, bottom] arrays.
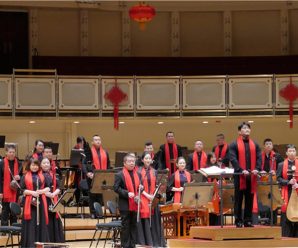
[[49, 188, 76, 240], [91, 169, 118, 208], [182, 183, 213, 208], [0, 136, 5, 148]]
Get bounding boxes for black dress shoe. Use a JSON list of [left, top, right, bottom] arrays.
[[244, 222, 254, 227], [235, 222, 243, 228]]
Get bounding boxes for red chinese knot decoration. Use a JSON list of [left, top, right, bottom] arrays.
[[104, 80, 127, 130], [129, 2, 156, 30], [279, 77, 298, 128]]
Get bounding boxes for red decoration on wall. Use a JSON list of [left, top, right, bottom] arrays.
[[279, 77, 298, 128], [104, 79, 127, 130], [129, 2, 156, 30]]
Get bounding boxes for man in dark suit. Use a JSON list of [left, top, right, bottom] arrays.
[[229, 122, 262, 228], [114, 153, 140, 248], [159, 131, 182, 175]]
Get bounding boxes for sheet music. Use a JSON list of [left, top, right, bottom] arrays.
[[199, 166, 234, 176]]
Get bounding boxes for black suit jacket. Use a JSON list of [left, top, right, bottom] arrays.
[[159, 143, 182, 170], [114, 170, 134, 212]]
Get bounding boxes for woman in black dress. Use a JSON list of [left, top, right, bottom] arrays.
[[21, 158, 50, 247], [41, 157, 64, 243]]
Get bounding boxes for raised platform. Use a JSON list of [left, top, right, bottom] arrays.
[[190, 225, 281, 241], [168, 237, 298, 248]]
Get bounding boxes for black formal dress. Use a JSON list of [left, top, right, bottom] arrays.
[[21, 172, 50, 248], [43, 171, 64, 243]]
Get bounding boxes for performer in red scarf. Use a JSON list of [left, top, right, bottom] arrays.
[[21, 158, 50, 247], [187, 140, 207, 172], [277, 144, 298, 237], [84, 135, 110, 218], [258, 138, 283, 225], [41, 157, 64, 243], [159, 131, 182, 175], [114, 153, 140, 248], [167, 157, 192, 203], [0, 144, 22, 226], [136, 152, 165, 247], [31, 139, 44, 162], [229, 122, 261, 228], [212, 133, 230, 167], [136, 141, 160, 170]]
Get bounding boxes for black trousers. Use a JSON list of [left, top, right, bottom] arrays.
[[120, 211, 137, 248], [234, 178, 253, 224], [1, 202, 17, 226]]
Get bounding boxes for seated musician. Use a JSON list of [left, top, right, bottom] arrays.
[[277, 144, 298, 237], [167, 157, 192, 203]]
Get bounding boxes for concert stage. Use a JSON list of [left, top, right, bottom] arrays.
[[168, 225, 298, 248]]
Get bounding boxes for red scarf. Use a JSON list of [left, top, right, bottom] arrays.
[[281, 159, 298, 212], [237, 136, 257, 193], [24, 171, 49, 224], [3, 158, 18, 203], [214, 143, 228, 161], [123, 167, 140, 212], [165, 143, 178, 175], [140, 167, 156, 218], [173, 170, 191, 203], [192, 151, 207, 170], [261, 151, 276, 171], [91, 146, 107, 170]]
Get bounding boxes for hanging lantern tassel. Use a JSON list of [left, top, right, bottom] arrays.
[[279, 76, 298, 128], [105, 82, 127, 130]]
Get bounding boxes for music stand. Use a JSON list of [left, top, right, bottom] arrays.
[[0, 136, 5, 148], [49, 188, 76, 240], [115, 151, 128, 168], [91, 169, 118, 208], [190, 171, 205, 183], [155, 169, 169, 204], [70, 149, 84, 167], [181, 183, 213, 208]]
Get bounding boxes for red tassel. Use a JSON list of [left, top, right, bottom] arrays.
[[114, 105, 119, 130]]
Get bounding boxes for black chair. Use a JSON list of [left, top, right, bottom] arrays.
[[89, 202, 121, 248], [0, 203, 22, 248], [76, 179, 89, 218], [9, 202, 22, 228], [106, 201, 121, 245]]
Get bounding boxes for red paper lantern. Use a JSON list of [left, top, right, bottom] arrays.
[[129, 3, 156, 30]]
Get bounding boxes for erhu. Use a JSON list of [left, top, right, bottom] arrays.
[[36, 178, 40, 226]]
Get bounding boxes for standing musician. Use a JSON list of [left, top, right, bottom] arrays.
[[187, 140, 207, 171], [258, 138, 283, 225], [159, 131, 182, 175], [41, 157, 64, 243], [72, 136, 91, 205], [0, 144, 22, 226], [229, 122, 261, 228], [83, 135, 110, 218], [136, 141, 160, 170], [31, 140, 45, 162], [137, 152, 165, 247], [167, 157, 192, 203], [277, 144, 298, 237], [20, 159, 50, 247], [212, 133, 230, 167], [114, 153, 140, 248]]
